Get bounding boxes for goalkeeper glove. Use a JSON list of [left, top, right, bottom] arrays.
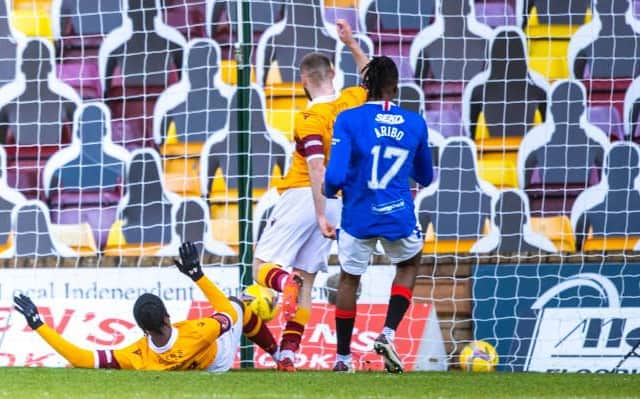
[[174, 241, 204, 281], [14, 294, 44, 330]]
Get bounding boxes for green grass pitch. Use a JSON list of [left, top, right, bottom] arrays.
[[0, 368, 636, 398]]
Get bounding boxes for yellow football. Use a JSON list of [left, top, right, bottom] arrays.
[[242, 284, 279, 322], [459, 340, 499, 372]]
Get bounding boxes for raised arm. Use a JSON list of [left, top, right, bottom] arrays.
[[14, 295, 95, 368], [174, 242, 238, 324], [336, 19, 369, 80]]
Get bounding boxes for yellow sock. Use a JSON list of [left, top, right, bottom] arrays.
[[284, 306, 311, 334], [282, 306, 311, 352], [256, 262, 289, 292]]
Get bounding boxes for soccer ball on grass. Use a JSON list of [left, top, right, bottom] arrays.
[[459, 340, 499, 372]]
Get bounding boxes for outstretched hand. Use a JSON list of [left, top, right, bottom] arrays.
[[14, 294, 43, 330], [174, 242, 204, 281], [336, 18, 356, 47]]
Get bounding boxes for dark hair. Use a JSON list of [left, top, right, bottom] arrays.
[[362, 56, 398, 101], [299, 52, 332, 86], [133, 293, 169, 334]]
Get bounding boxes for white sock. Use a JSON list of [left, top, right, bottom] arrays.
[[280, 349, 295, 361], [382, 327, 395, 343], [273, 349, 281, 362], [336, 353, 352, 364]]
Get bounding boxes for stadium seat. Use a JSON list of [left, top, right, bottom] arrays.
[[410, 0, 493, 128], [49, 222, 98, 256], [164, 0, 207, 40], [588, 105, 625, 141], [201, 84, 291, 200], [474, 0, 517, 28], [104, 149, 180, 256], [54, 0, 124, 99], [100, 0, 186, 149], [569, 0, 640, 118], [463, 27, 549, 188], [213, 0, 284, 41], [0, 39, 81, 198], [0, 39, 79, 147], [572, 142, 640, 252], [471, 189, 558, 254], [43, 103, 129, 249], [465, 27, 549, 141], [207, 199, 239, 251], [379, 42, 414, 83], [624, 72, 640, 140], [416, 137, 498, 254], [518, 80, 609, 217], [265, 94, 306, 140], [425, 109, 464, 138], [5, 200, 78, 257], [0, 0, 20, 89], [204, 188, 282, 253], [154, 39, 231, 196], [524, 0, 590, 79], [529, 215, 576, 253], [156, 198, 235, 256], [411, 0, 492, 88], [359, 0, 434, 43], [55, 0, 123, 45], [0, 146, 27, 256], [12, 0, 53, 38], [56, 62, 102, 100], [154, 39, 232, 147], [256, 0, 338, 87], [325, 5, 359, 30]]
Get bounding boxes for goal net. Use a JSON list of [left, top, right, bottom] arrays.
[[0, 0, 639, 373]]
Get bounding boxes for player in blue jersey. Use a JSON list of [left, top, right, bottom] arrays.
[[324, 56, 433, 373]]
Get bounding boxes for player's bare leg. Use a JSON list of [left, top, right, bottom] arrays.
[[333, 270, 361, 372], [374, 252, 420, 373], [277, 268, 315, 371]]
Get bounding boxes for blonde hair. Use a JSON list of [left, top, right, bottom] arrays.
[[300, 52, 332, 86]]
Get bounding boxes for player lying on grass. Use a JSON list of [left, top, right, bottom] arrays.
[[13, 242, 279, 371], [251, 19, 369, 371], [324, 56, 434, 373]]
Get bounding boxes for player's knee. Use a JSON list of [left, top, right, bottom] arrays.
[[396, 253, 421, 269], [339, 270, 361, 288]]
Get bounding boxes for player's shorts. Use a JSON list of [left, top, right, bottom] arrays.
[[337, 227, 423, 276], [207, 301, 243, 372], [254, 187, 341, 274]]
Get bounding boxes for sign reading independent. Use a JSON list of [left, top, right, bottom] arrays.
[[473, 264, 640, 373]]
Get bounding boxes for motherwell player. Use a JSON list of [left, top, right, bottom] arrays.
[[252, 19, 369, 371], [13, 242, 279, 371], [324, 56, 434, 373]]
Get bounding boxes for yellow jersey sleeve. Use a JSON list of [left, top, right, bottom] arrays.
[[294, 110, 328, 160], [341, 86, 368, 108]]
